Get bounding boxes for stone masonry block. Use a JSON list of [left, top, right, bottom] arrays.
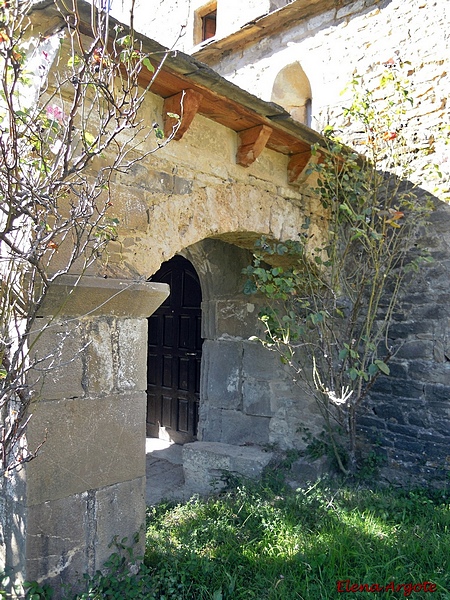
[[26, 493, 89, 590], [395, 340, 434, 360], [29, 319, 84, 400], [218, 409, 270, 445], [242, 341, 281, 380], [215, 299, 261, 339], [182, 441, 273, 495], [1, 470, 27, 585], [372, 403, 407, 424], [26, 392, 146, 505], [94, 477, 146, 572], [114, 191, 149, 230], [407, 360, 450, 385], [85, 320, 114, 395], [119, 165, 192, 196], [203, 339, 243, 409], [173, 175, 193, 195], [269, 397, 323, 451], [424, 383, 450, 404], [242, 378, 272, 416], [117, 319, 149, 391], [38, 276, 169, 320]]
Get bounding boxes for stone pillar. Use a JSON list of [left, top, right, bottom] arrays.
[[1, 276, 168, 597]]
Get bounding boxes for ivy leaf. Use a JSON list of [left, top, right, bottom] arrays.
[[375, 359, 390, 375], [368, 363, 379, 376], [349, 367, 359, 381], [243, 280, 257, 295], [142, 57, 154, 73], [339, 348, 349, 360]]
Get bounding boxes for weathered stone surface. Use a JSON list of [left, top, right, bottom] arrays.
[[26, 392, 146, 505], [85, 320, 115, 395], [202, 340, 243, 409], [395, 340, 435, 360], [242, 340, 281, 379], [21, 478, 145, 598], [214, 299, 261, 339], [26, 493, 89, 589], [183, 441, 273, 495], [201, 406, 271, 446], [28, 319, 85, 400], [117, 319, 149, 391], [38, 276, 169, 319], [371, 403, 406, 424], [94, 477, 146, 572], [0, 471, 27, 588], [242, 378, 272, 416]]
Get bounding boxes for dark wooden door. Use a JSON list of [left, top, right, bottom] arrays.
[[147, 256, 202, 443]]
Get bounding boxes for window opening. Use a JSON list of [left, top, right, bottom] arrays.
[[305, 98, 312, 128], [271, 62, 313, 128], [202, 10, 217, 41], [194, 2, 218, 45]]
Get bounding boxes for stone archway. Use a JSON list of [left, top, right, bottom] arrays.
[[180, 237, 322, 451], [143, 235, 325, 499]]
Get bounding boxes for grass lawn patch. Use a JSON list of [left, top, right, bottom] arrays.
[[145, 480, 450, 599]]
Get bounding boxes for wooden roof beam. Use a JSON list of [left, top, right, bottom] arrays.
[[163, 89, 204, 140], [288, 150, 313, 185], [236, 124, 273, 167]]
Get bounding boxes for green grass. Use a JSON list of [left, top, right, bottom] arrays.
[[12, 475, 450, 599], [144, 479, 450, 600]]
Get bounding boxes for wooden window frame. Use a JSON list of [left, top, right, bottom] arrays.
[[194, 1, 218, 45]]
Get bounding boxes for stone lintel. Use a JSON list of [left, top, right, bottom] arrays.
[[37, 275, 169, 319], [236, 124, 273, 167], [163, 89, 204, 140]]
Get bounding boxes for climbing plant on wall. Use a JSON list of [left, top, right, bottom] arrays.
[[0, 0, 177, 477], [244, 63, 436, 474]]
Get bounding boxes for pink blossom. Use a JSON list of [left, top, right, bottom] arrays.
[[46, 104, 64, 123]]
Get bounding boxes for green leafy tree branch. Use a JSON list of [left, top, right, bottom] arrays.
[[244, 64, 436, 474]]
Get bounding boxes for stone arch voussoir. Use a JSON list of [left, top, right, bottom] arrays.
[[122, 184, 310, 279]]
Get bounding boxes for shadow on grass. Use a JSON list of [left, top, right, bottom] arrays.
[[144, 482, 450, 600]]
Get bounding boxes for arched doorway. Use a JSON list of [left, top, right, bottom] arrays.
[[147, 255, 203, 443]]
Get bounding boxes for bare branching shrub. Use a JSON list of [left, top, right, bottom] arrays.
[[0, 0, 177, 475]]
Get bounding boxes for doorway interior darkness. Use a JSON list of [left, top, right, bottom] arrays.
[[147, 255, 203, 443]]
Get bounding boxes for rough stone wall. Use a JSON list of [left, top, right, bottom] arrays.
[[189, 0, 450, 482], [184, 239, 324, 452], [100, 91, 320, 279], [203, 0, 449, 199], [359, 199, 450, 485], [0, 279, 168, 597]]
